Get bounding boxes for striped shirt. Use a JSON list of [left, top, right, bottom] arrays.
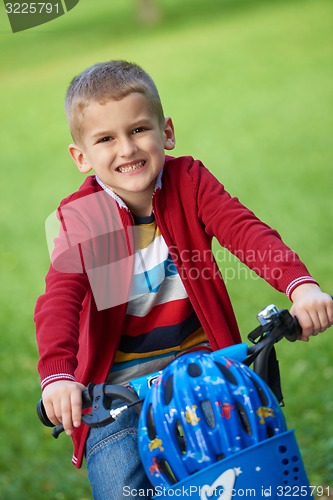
[[108, 213, 211, 385]]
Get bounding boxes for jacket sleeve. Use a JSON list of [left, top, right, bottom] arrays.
[[35, 199, 92, 390], [35, 266, 89, 390], [35, 186, 134, 390], [190, 159, 318, 298]]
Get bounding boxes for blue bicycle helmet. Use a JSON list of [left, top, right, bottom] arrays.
[[138, 351, 287, 488]]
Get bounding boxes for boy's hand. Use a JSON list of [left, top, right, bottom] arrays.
[[42, 380, 86, 436], [290, 284, 333, 341]]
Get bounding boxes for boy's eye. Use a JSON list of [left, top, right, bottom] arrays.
[[132, 127, 146, 135], [98, 136, 113, 143]]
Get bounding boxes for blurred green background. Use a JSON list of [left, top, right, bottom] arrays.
[[0, 0, 332, 498]]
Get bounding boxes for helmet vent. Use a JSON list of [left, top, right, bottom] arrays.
[[175, 420, 186, 454], [215, 361, 238, 385], [147, 404, 157, 440], [164, 375, 174, 405], [266, 426, 275, 438], [200, 399, 215, 429], [252, 378, 269, 406], [236, 402, 252, 435], [158, 459, 178, 485], [188, 362, 202, 377]]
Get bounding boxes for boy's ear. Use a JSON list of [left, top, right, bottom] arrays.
[[68, 144, 92, 174], [163, 117, 176, 151]]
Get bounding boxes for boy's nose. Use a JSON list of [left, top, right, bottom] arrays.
[[119, 136, 137, 157]]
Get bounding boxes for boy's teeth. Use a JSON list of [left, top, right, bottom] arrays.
[[117, 161, 144, 173]]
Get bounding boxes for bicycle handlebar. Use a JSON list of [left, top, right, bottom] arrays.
[[36, 382, 142, 437], [36, 300, 332, 437]]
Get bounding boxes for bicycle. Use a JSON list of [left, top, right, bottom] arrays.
[[37, 304, 325, 499]]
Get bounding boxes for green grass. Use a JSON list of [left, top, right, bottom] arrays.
[[0, 0, 332, 497]]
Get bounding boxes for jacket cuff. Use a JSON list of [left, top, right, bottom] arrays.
[[41, 373, 76, 391], [38, 359, 77, 390], [286, 277, 319, 301]]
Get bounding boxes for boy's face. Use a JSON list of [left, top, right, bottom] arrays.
[[69, 93, 175, 214]]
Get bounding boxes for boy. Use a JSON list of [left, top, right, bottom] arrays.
[[35, 60, 333, 499]]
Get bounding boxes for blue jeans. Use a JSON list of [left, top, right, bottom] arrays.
[[86, 400, 154, 500]]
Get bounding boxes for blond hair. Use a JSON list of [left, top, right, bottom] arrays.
[[65, 60, 165, 143]]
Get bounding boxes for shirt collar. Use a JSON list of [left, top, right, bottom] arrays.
[[95, 169, 163, 210]]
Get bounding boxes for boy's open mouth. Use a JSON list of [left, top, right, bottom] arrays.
[[116, 160, 146, 173]]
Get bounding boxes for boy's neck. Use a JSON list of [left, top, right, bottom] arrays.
[[95, 175, 157, 216], [128, 197, 153, 217], [113, 181, 156, 217]]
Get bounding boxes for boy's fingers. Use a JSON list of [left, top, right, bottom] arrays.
[[290, 289, 333, 338], [43, 400, 61, 427], [41, 382, 86, 434], [317, 307, 330, 332], [328, 308, 333, 324], [295, 304, 332, 340], [309, 311, 321, 335], [308, 302, 332, 333], [324, 299, 333, 326], [292, 309, 313, 340], [71, 389, 83, 428], [61, 398, 74, 435]]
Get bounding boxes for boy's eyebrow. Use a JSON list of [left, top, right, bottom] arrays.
[[91, 130, 114, 139], [90, 117, 155, 139]]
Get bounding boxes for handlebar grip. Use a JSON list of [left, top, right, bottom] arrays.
[[286, 315, 302, 342], [288, 296, 333, 340], [36, 399, 66, 438], [36, 389, 92, 431], [36, 399, 55, 428]]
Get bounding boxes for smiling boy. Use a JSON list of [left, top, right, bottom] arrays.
[[68, 93, 175, 217], [35, 60, 333, 499]]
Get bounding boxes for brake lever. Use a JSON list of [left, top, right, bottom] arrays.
[[81, 383, 114, 428], [81, 383, 142, 428], [248, 308, 300, 348]]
